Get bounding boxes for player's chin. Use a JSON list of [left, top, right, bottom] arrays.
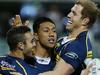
[[48, 44, 55, 48], [66, 26, 73, 32], [66, 24, 72, 29]]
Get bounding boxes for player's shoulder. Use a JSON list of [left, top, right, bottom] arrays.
[[0, 56, 6, 59], [57, 36, 65, 42], [56, 36, 65, 48], [0, 56, 8, 64]]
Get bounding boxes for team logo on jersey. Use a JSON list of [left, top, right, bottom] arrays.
[[0, 60, 15, 71], [65, 52, 78, 59]]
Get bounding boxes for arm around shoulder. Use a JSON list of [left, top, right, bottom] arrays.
[[39, 58, 75, 75]]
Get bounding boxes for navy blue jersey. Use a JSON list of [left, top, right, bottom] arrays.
[[56, 31, 92, 75], [0, 55, 38, 75], [34, 56, 56, 74], [24, 55, 56, 74]]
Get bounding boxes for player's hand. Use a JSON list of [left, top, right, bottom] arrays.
[[11, 15, 22, 27], [81, 63, 93, 75]]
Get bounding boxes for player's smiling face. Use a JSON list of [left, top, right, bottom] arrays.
[[66, 4, 83, 31]]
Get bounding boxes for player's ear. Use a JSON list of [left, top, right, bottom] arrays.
[[34, 33, 39, 41], [17, 42, 24, 51], [82, 17, 89, 26]]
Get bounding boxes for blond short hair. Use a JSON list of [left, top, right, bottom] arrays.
[[76, 0, 99, 28]]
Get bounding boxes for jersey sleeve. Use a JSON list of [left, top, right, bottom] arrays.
[[0, 56, 17, 75], [60, 42, 87, 69]]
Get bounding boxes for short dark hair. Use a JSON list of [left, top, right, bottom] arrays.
[[33, 17, 55, 33], [6, 26, 31, 51], [76, 0, 99, 28]]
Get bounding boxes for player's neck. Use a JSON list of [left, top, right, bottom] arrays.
[[9, 50, 24, 60], [35, 43, 49, 58], [68, 31, 77, 39], [69, 27, 88, 38]]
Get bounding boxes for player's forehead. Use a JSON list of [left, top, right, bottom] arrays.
[[71, 4, 83, 13], [40, 22, 56, 29]]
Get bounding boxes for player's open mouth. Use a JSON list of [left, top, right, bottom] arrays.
[[67, 19, 72, 25], [48, 38, 55, 44]]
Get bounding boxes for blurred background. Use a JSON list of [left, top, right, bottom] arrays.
[[0, 0, 100, 58]]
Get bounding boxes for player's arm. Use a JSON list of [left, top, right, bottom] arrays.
[[39, 58, 74, 75], [10, 72, 23, 75]]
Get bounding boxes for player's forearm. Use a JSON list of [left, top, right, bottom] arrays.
[[39, 70, 67, 75], [39, 68, 73, 75], [39, 71, 58, 75], [39, 59, 74, 75]]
